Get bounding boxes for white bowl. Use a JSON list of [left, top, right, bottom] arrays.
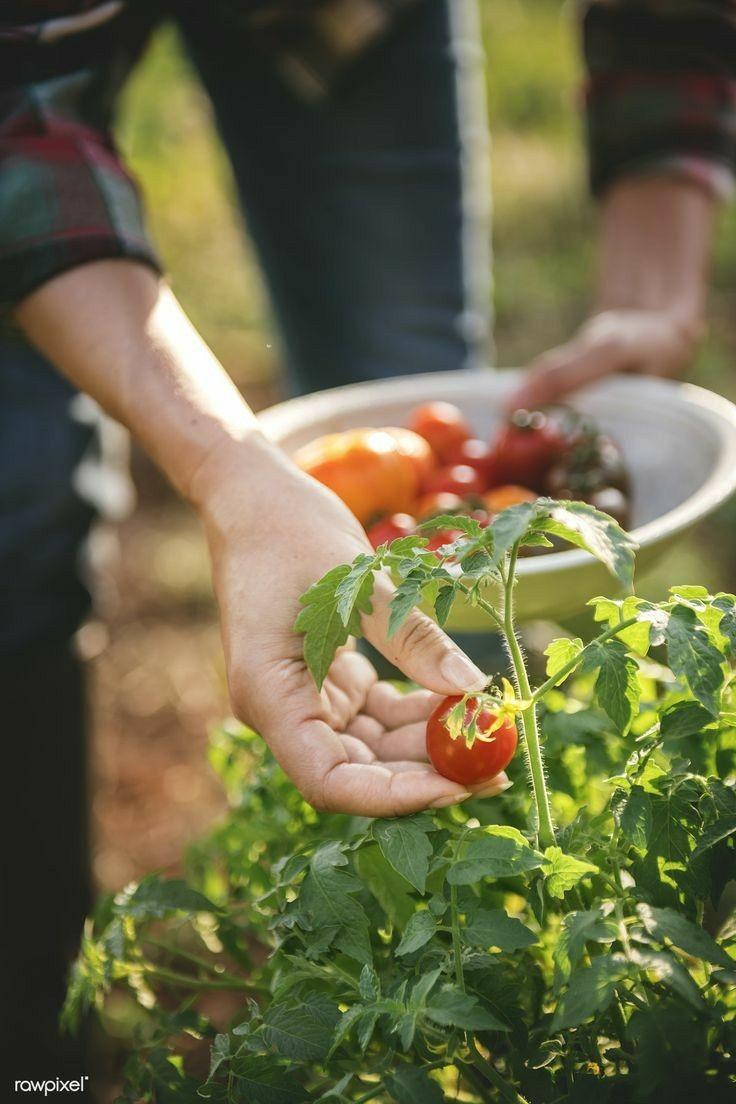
[[258, 370, 736, 626]]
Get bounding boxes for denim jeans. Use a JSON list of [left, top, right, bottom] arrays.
[[0, 0, 491, 653]]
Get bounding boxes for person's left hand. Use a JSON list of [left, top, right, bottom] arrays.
[[318, 646, 512, 805]]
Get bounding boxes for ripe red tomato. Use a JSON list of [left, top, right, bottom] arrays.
[[422, 464, 484, 498], [491, 409, 568, 491], [426, 529, 464, 553], [426, 695, 518, 785], [366, 513, 417, 549], [449, 438, 496, 485], [415, 491, 465, 520], [408, 402, 471, 463]]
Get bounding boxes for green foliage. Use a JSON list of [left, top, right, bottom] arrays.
[[64, 506, 736, 1100]]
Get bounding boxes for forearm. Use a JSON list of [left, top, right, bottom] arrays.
[[594, 177, 717, 332], [13, 260, 276, 509]]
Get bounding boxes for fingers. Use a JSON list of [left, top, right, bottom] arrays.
[[365, 684, 441, 728], [469, 771, 512, 798], [318, 760, 471, 816], [321, 648, 377, 729], [509, 338, 622, 411], [347, 716, 429, 762], [363, 576, 487, 696]]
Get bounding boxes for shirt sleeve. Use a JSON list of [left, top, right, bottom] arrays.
[[581, 0, 736, 199], [0, 80, 160, 311]]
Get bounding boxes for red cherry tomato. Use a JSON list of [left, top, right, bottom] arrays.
[[426, 695, 518, 785], [426, 529, 464, 553], [366, 513, 417, 549], [449, 438, 496, 485], [491, 409, 568, 491], [422, 464, 485, 498], [408, 402, 471, 463], [415, 492, 465, 520]]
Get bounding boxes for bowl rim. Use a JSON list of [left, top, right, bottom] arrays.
[[258, 370, 736, 578]]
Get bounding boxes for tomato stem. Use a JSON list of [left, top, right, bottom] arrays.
[[502, 542, 556, 850], [450, 882, 465, 991]]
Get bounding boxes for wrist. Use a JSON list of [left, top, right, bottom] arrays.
[[187, 428, 298, 535]]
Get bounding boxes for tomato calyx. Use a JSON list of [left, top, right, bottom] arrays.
[[443, 680, 525, 749]]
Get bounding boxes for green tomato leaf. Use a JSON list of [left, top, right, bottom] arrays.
[[425, 986, 509, 1031], [713, 593, 736, 653], [637, 904, 735, 968], [299, 843, 372, 966], [542, 847, 599, 899], [551, 955, 628, 1031], [461, 908, 538, 952], [335, 553, 379, 625], [396, 911, 437, 956], [629, 948, 706, 1012], [659, 699, 715, 741], [612, 786, 653, 850], [692, 814, 736, 857], [535, 499, 636, 586], [543, 637, 584, 684], [434, 583, 456, 628], [113, 876, 217, 920], [372, 817, 433, 894], [447, 826, 545, 885], [354, 845, 416, 929], [389, 569, 432, 638], [385, 1066, 447, 1104], [262, 993, 340, 1062], [296, 563, 373, 689], [665, 604, 725, 715], [418, 514, 483, 538], [229, 1056, 309, 1103], [553, 906, 617, 986], [488, 501, 541, 562], [582, 639, 641, 735]]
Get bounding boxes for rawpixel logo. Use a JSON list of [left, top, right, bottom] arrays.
[[14, 1078, 89, 1096]]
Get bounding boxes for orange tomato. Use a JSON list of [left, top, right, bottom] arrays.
[[382, 427, 437, 486], [483, 485, 537, 514], [407, 402, 471, 462], [293, 428, 418, 523]]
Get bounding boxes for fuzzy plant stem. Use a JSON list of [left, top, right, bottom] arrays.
[[502, 544, 556, 850]]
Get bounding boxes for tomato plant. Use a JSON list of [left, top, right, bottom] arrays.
[[64, 497, 736, 1103], [426, 694, 518, 784]]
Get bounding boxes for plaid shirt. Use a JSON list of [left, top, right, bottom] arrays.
[[1, 0, 735, 311]]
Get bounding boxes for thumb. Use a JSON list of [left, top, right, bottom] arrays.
[[362, 577, 487, 695]]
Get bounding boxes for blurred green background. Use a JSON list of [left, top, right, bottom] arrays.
[[92, 0, 736, 895]]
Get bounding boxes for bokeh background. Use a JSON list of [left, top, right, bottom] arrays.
[[89, 0, 736, 918]]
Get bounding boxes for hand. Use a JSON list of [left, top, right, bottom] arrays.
[[196, 436, 507, 816], [509, 308, 703, 411]]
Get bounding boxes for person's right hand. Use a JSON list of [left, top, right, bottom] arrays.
[[195, 435, 509, 817], [509, 308, 703, 410]]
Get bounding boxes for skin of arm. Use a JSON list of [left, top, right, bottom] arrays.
[[511, 177, 718, 408], [15, 259, 509, 816]]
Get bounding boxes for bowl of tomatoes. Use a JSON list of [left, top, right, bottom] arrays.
[[259, 369, 736, 625]]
